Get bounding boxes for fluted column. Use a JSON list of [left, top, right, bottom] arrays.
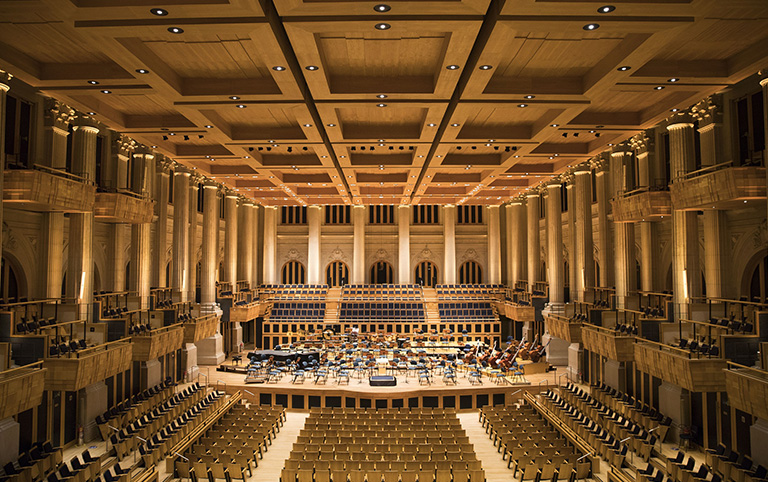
[[566, 181, 576, 300], [612, 148, 637, 309], [66, 121, 99, 319], [443, 205, 457, 284], [668, 118, 702, 319], [42, 99, 74, 170], [307, 205, 322, 285], [39, 214, 64, 298], [108, 225, 128, 292], [506, 202, 526, 287], [352, 205, 366, 284], [153, 162, 170, 287], [487, 205, 502, 285], [545, 183, 564, 312], [187, 179, 199, 302], [130, 150, 154, 308], [201, 183, 219, 305], [250, 205, 260, 286], [238, 201, 254, 288], [526, 194, 541, 291], [223, 193, 238, 289], [594, 156, 614, 287], [398, 205, 411, 284], [574, 167, 595, 301], [263, 206, 277, 284], [761, 77, 768, 225], [632, 133, 658, 293], [172, 168, 191, 302]]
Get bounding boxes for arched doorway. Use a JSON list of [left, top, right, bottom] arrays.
[[747, 253, 768, 303], [0, 256, 21, 303], [370, 261, 393, 284], [415, 261, 438, 287], [326, 261, 349, 287], [459, 260, 482, 284], [281, 261, 305, 284]]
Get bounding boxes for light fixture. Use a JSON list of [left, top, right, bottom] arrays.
[[551, 124, 559, 127], [303, 123, 312, 127], [446, 65, 460, 70], [167, 27, 184, 34], [376, 103, 386, 107], [135, 68, 149, 74], [583, 23, 599, 31], [670, 108, 679, 112], [169, 133, 176, 136], [617, 65, 631, 71], [87, 80, 99, 85], [305, 65, 319, 71], [479, 65, 493, 70], [427, 123, 436, 127], [654, 86, 665, 90], [375, 23, 391, 30], [87, 112, 96, 115], [272, 66, 286, 71], [150, 8, 168, 16], [518, 104, 528, 108], [451, 123, 460, 127], [598, 5, 615, 13], [229, 96, 240, 100], [524, 95, 535, 99], [101, 90, 111, 94], [236, 104, 247, 108], [151, 145, 157, 148], [327, 123, 336, 127], [374, 4, 391, 12], [376, 94, 387, 99], [668, 77, 680, 82], [205, 125, 213, 128]]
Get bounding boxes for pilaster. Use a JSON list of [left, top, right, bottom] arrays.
[[263, 206, 278, 284], [544, 183, 564, 313], [443, 205, 457, 285], [307, 205, 322, 285], [526, 193, 541, 291], [398, 205, 411, 284], [172, 167, 191, 302], [352, 205, 366, 284]]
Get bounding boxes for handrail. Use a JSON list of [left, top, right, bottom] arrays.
[[133, 322, 183, 337], [0, 360, 44, 380], [637, 290, 673, 298], [0, 298, 60, 309], [725, 361, 768, 381], [523, 391, 595, 459], [168, 391, 242, 461], [94, 290, 137, 299], [634, 337, 695, 359], [616, 184, 669, 199], [186, 313, 218, 324], [96, 187, 150, 201], [582, 323, 634, 337], [32, 163, 94, 184], [707, 297, 768, 309], [677, 160, 734, 182], [69, 337, 132, 358]]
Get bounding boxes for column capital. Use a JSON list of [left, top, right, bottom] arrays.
[[173, 165, 192, 176], [630, 131, 654, 157], [133, 145, 155, 158], [759, 75, 768, 87], [666, 112, 695, 130], [611, 143, 633, 157], [398, 204, 410, 209], [44, 98, 76, 130], [71, 115, 101, 133], [546, 180, 561, 189], [224, 190, 239, 199], [352, 204, 365, 210], [308, 205, 322, 210], [526, 191, 540, 199], [692, 94, 723, 129], [112, 133, 136, 159], [0, 69, 12, 90], [202, 180, 218, 190]]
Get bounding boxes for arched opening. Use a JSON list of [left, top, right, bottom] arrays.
[[92, 263, 101, 294], [415, 261, 438, 287], [165, 261, 172, 287], [326, 261, 349, 287], [0, 255, 21, 303], [746, 252, 768, 303], [281, 261, 305, 285], [370, 261, 393, 284], [459, 260, 482, 284], [594, 259, 600, 288], [125, 261, 131, 291]]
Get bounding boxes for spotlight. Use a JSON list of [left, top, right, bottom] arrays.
[[446, 65, 460, 70], [504, 146, 510, 152], [150, 8, 168, 16], [617, 65, 631, 71], [135, 69, 150, 74], [258, 147, 263, 151], [479, 65, 493, 70], [167, 27, 184, 34], [573, 132, 579, 137], [100, 90, 111, 94], [598, 5, 615, 13], [305, 65, 319, 71], [374, 4, 391, 12], [562, 133, 568, 138], [248, 147, 254, 151], [87, 80, 99, 85], [272, 66, 286, 71], [583, 23, 599, 31], [375, 23, 391, 30], [183, 135, 189, 140], [595, 133, 601, 137], [303, 147, 308, 151], [287, 147, 292, 152]]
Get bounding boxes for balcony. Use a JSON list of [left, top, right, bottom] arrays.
[[611, 188, 671, 222], [581, 324, 634, 362], [43, 339, 132, 392], [724, 363, 768, 421], [0, 361, 46, 419], [4, 165, 96, 213], [670, 163, 766, 211], [544, 314, 582, 343], [229, 302, 264, 323], [634, 340, 727, 392], [183, 314, 220, 344], [94, 189, 155, 223], [132, 324, 185, 362]]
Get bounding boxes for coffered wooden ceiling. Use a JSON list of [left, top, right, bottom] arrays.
[[1, 0, 767, 205]]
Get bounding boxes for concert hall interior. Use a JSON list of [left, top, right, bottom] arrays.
[[0, 1, 767, 482]]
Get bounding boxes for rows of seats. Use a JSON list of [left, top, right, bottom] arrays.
[[707, 316, 753, 334], [479, 404, 589, 481], [263, 285, 328, 300], [101, 306, 129, 318], [1, 441, 63, 482], [48, 337, 89, 357], [95, 378, 175, 440], [663, 453, 719, 482], [269, 302, 326, 322], [339, 302, 425, 322], [281, 408, 485, 482], [438, 303, 494, 322], [591, 383, 672, 442], [341, 285, 422, 300], [436, 285, 503, 300], [45, 449, 109, 482], [704, 444, 766, 482], [175, 404, 285, 482], [15, 315, 59, 334]]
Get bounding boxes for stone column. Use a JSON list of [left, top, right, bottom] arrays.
[[200, 183, 219, 306], [153, 162, 170, 287], [107, 224, 128, 292], [544, 183, 564, 312], [574, 167, 595, 301], [250, 205, 260, 286], [66, 121, 99, 319], [668, 117, 702, 319], [443, 205, 457, 284], [187, 178, 199, 302], [307, 205, 322, 285], [41, 98, 73, 170], [238, 201, 254, 288], [223, 193, 238, 289], [761, 77, 768, 225], [566, 180, 576, 301], [612, 148, 637, 309], [352, 205, 366, 284], [0, 72, 6, 254], [172, 168, 191, 302], [398, 205, 411, 284], [506, 202, 526, 287], [633, 133, 658, 292], [39, 214, 65, 298], [262, 206, 277, 284], [130, 150, 154, 309], [594, 155, 614, 287], [487, 205, 502, 285], [526, 194, 541, 291]]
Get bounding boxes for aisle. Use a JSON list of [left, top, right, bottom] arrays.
[[247, 411, 308, 482], [458, 412, 515, 482]]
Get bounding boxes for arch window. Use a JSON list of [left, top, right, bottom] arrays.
[[0, 256, 20, 303], [370, 261, 393, 284], [459, 261, 482, 284], [326, 261, 349, 287], [282, 261, 306, 284], [415, 261, 438, 287]]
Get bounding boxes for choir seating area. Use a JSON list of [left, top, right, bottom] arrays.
[[341, 285, 422, 301], [263, 286, 329, 301], [269, 303, 327, 324], [280, 408, 485, 482], [436, 286, 504, 301], [438, 303, 496, 323], [338, 302, 426, 324]]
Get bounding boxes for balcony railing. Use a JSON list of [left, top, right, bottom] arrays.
[[4, 164, 95, 212], [611, 186, 671, 222], [94, 188, 155, 223], [633, 339, 726, 392], [0, 361, 46, 419], [671, 162, 766, 210]]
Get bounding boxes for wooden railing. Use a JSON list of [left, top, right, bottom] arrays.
[[633, 338, 727, 392], [0, 361, 46, 419], [724, 362, 768, 422], [43, 338, 133, 391]]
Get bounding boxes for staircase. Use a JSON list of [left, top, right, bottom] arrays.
[[323, 287, 342, 324], [421, 288, 441, 324]]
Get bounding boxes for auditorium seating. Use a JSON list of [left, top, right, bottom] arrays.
[[341, 284, 422, 300], [263, 285, 329, 300], [436, 284, 503, 300], [438, 303, 495, 322], [269, 302, 326, 322], [280, 408, 484, 482], [339, 302, 425, 323]]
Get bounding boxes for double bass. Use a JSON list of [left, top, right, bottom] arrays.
[[529, 339, 551, 363], [519, 334, 539, 360]]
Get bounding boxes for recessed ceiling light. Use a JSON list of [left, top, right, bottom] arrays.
[[229, 96, 240, 100], [617, 65, 631, 71], [451, 123, 460, 127], [205, 125, 213, 128], [583, 23, 599, 31], [101, 90, 111, 94], [670, 108, 679, 112], [598, 5, 615, 13], [654, 86, 665, 90], [479, 65, 493, 70], [150, 8, 168, 16], [446, 65, 460, 70], [551, 124, 559, 127], [305, 65, 319, 71], [87, 112, 96, 115], [668, 78, 680, 82], [303, 123, 312, 127], [135, 69, 149, 74], [374, 4, 391, 12], [269, 140, 275, 143], [167, 27, 184, 34], [169, 133, 176, 136], [376, 103, 386, 107], [524, 95, 535, 99], [327, 123, 336, 127], [376, 94, 387, 99], [375, 23, 391, 30], [236, 104, 247, 108], [151, 145, 157, 148], [272, 66, 286, 71], [518, 104, 528, 108]]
